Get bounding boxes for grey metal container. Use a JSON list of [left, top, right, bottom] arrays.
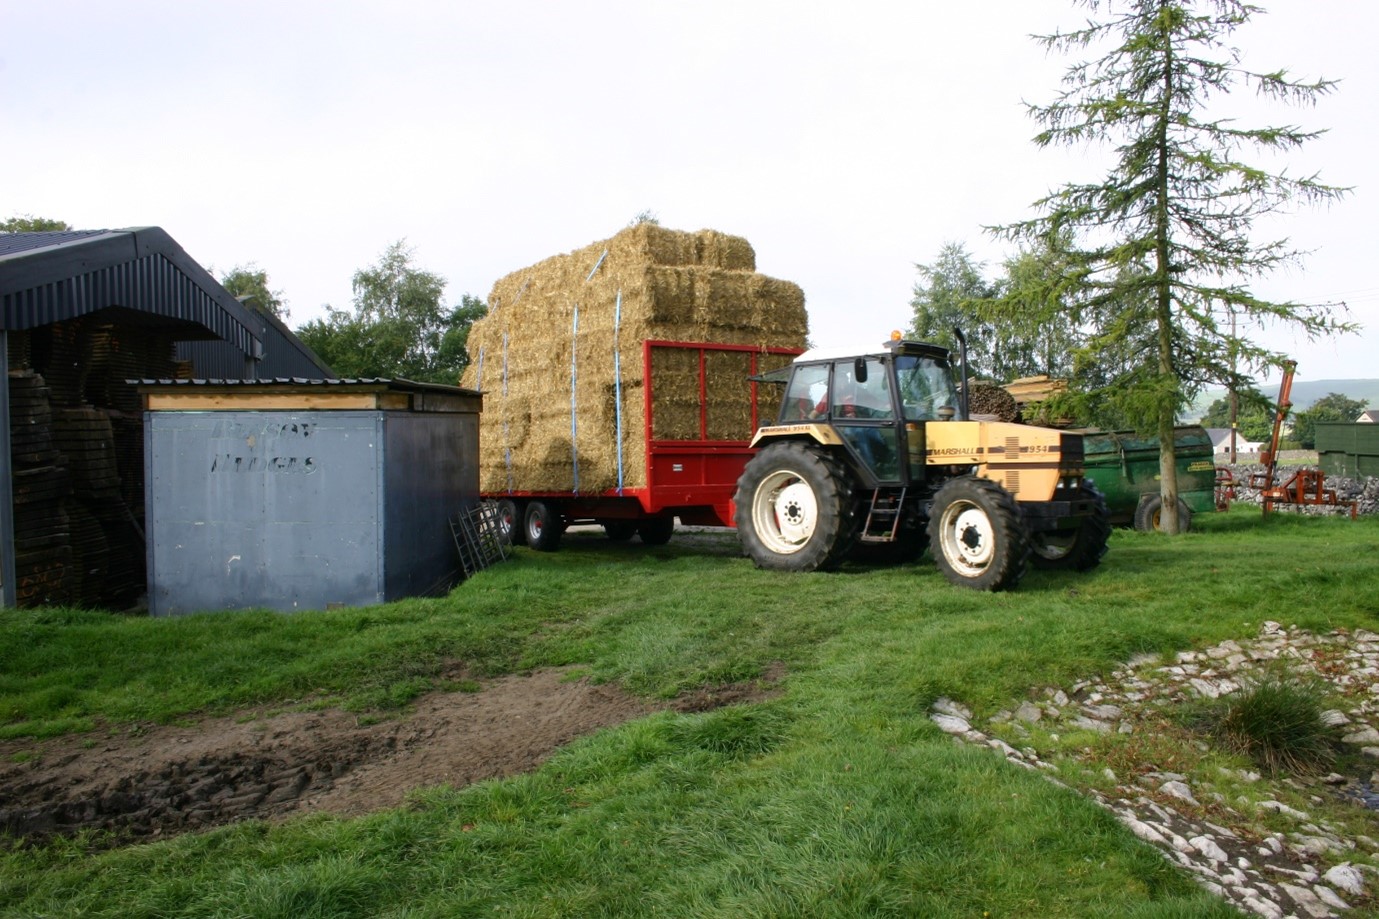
[[141, 379, 481, 616]]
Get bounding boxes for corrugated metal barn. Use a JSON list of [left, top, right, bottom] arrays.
[[139, 378, 481, 616], [1, 227, 333, 608]]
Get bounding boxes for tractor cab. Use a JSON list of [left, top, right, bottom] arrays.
[[763, 337, 962, 487]]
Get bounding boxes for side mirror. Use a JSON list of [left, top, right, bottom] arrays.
[[853, 358, 868, 384]]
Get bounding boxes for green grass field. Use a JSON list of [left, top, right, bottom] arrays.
[[3, 507, 1377, 917]]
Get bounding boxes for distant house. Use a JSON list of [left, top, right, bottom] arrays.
[[1357, 410, 1379, 424], [1205, 427, 1265, 454]]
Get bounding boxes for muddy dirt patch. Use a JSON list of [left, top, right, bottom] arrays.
[[0, 666, 781, 846]]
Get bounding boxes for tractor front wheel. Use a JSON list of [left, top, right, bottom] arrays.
[[735, 441, 858, 572], [927, 477, 1029, 591]]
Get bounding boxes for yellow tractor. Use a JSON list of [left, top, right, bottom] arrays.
[[734, 334, 1109, 590]]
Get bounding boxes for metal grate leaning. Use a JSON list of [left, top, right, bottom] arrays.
[[450, 501, 511, 579]]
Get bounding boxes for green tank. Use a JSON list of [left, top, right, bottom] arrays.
[[1079, 425, 1217, 531]]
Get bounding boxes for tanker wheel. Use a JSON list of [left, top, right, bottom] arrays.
[[1133, 495, 1193, 533], [496, 499, 525, 546], [637, 517, 675, 545], [927, 476, 1029, 591], [735, 441, 858, 572], [1029, 483, 1111, 571], [523, 501, 565, 552], [602, 520, 637, 541]]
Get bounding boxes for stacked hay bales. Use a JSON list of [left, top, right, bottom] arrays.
[[460, 224, 807, 494]]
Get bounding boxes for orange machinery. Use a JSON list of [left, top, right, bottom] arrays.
[[1248, 361, 1357, 519]]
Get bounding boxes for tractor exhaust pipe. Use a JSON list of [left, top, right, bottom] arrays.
[[952, 326, 970, 420]]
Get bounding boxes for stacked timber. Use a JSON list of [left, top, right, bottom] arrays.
[[5, 320, 171, 608], [7, 371, 74, 606], [460, 224, 808, 494], [1004, 375, 1070, 424]]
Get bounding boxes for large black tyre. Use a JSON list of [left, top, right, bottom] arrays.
[[637, 517, 675, 545], [523, 501, 565, 552], [1029, 483, 1112, 571], [601, 519, 638, 541], [735, 441, 860, 572], [1133, 494, 1193, 533], [497, 498, 525, 546], [927, 477, 1030, 591]]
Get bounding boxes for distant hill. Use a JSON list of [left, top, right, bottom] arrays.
[[1184, 379, 1379, 422]]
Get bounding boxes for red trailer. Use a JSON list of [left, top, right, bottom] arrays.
[[489, 339, 802, 551]]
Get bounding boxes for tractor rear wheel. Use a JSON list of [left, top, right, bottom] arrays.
[[735, 441, 859, 572], [1029, 483, 1111, 571], [927, 477, 1029, 591]]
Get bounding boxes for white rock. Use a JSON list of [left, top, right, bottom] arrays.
[[1280, 882, 1333, 918], [1189, 678, 1224, 698], [1258, 799, 1309, 820], [1160, 780, 1199, 806], [1123, 817, 1167, 845], [1294, 834, 1345, 857], [1188, 835, 1229, 862], [987, 738, 1021, 759], [1313, 885, 1351, 911], [1323, 863, 1366, 896], [1320, 709, 1351, 727], [1015, 701, 1042, 723], [1342, 726, 1379, 745], [1239, 893, 1284, 919], [933, 697, 972, 720], [930, 713, 970, 735]]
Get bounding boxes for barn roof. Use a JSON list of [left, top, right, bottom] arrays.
[[0, 226, 261, 357]]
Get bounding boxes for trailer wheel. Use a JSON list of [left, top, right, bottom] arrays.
[[602, 520, 637, 541], [496, 499, 524, 546], [927, 477, 1029, 591], [1133, 495, 1193, 533], [523, 501, 564, 552], [637, 517, 675, 545], [1030, 483, 1111, 571], [735, 441, 859, 572]]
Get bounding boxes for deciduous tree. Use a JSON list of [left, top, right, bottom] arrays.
[[1292, 392, 1366, 449], [219, 264, 289, 321], [295, 241, 487, 384], [1, 215, 70, 232]]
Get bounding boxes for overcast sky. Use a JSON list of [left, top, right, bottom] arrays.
[[4, 1, 1375, 386]]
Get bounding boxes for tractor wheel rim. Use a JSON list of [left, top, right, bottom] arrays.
[[943, 502, 995, 572], [754, 472, 817, 554]]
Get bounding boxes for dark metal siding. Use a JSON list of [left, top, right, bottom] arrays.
[[1, 228, 259, 357]]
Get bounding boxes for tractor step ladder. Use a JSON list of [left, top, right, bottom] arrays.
[[859, 487, 906, 543], [450, 501, 512, 579]]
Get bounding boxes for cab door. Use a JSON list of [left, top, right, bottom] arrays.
[[829, 357, 904, 484]]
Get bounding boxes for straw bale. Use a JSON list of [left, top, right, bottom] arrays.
[[462, 224, 807, 494]]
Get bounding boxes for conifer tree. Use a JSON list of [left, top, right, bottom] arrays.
[[995, 0, 1352, 532]]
